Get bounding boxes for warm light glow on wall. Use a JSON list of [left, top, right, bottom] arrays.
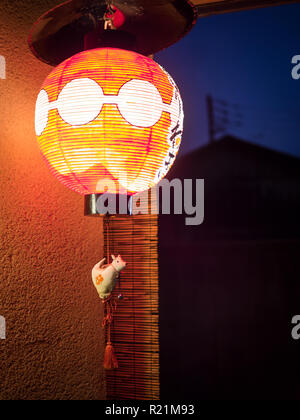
[[35, 48, 184, 195]]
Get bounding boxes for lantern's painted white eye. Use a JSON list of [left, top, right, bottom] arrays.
[[35, 89, 49, 136], [118, 79, 163, 128], [57, 78, 104, 126]]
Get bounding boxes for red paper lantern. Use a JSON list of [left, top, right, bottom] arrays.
[[35, 48, 184, 195]]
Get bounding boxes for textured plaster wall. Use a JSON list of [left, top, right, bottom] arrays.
[[0, 0, 106, 400]]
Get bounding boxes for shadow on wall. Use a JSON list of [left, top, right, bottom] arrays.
[[159, 136, 300, 400]]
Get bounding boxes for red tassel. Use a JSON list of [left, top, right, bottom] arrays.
[[104, 341, 118, 370]]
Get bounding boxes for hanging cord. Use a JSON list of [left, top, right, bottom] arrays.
[[117, 273, 123, 300], [104, 215, 110, 263], [102, 295, 119, 370], [102, 215, 119, 370], [105, 214, 123, 300], [102, 295, 118, 340]]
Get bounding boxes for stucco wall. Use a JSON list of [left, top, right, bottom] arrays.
[[0, 0, 106, 400]]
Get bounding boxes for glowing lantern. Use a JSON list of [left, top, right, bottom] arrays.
[[35, 48, 183, 195]]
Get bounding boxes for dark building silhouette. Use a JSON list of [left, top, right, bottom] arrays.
[[159, 136, 300, 400]]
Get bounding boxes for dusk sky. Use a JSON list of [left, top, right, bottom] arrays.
[[157, 2, 300, 158]]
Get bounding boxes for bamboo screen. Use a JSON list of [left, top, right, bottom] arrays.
[[103, 213, 159, 400]]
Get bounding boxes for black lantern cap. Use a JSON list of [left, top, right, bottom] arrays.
[[28, 0, 197, 66]]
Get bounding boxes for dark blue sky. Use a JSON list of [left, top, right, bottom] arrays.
[[157, 2, 300, 157]]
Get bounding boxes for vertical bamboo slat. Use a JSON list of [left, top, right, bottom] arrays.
[[104, 212, 159, 400]]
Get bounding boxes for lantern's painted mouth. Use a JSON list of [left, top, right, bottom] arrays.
[[57, 147, 103, 174], [46, 147, 152, 193]]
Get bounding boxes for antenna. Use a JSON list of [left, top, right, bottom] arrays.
[[206, 95, 215, 144]]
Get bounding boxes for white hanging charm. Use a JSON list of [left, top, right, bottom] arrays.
[[92, 254, 127, 300]]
